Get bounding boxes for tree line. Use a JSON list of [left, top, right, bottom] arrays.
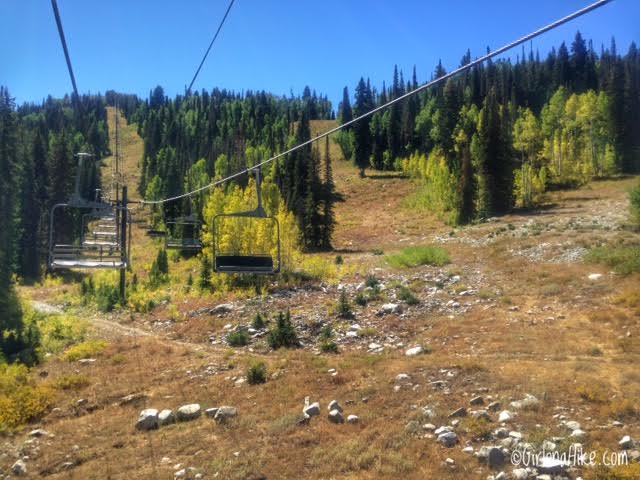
[[119, 86, 335, 250], [0, 89, 109, 360], [337, 33, 640, 222]]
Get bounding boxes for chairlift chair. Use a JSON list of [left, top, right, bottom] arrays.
[[48, 152, 131, 270], [165, 213, 203, 251], [213, 167, 281, 274]]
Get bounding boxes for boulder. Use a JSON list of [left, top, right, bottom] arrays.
[[405, 346, 425, 356], [619, 435, 634, 449], [12, 459, 27, 476], [214, 406, 237, 423], [564, 420, 581, 431], [477, 446, 505, 468], [158, 409, 175, 426], [347, 415, 359, 424], [510, 394, 539, 410], [210, 303, 234, 315], [469, 396, 484, 406], [588, 273, 603, 281], [328, 400, 343, 413], [303, 402, 321, 417], [377, 303, 401, 316], [205, 407, 219, 418], [437, 431, 458, 447], [395, 373, 411, 383], [537, 456, 568, 474], [136, 408, 159, 431], [498, 410, 514, 422], [328, 409, 344, 424], [448, 407, 467, 418], [176, 404, 201, 422], [28, 429, 50, 437]]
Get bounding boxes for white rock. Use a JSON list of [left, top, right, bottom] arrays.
[[588, 273, 603, 281], [498, 410, 514, 423], [396, 373, 411, 383], [205, 407, 219, 418], [570, 429, 587, 440], [328, 400, 343, 413], [538, 456, 569, 474], [347, 415, 359, 424], [565, 420, 581, 431], [510, 394, 539, 410], [434, 425, 453, 435], [158, 409, 175, 426], [28, 429, 50, 437], [377, 303, 401, 316], [405, 346, 425, 356], [619, 435, 634, 449], [210, 303, 234, 314], [214, 406, 237, 423], [176, 404, 201, 422], [303, 402, 320, 417], [12, 459, 27, 476], [462, 446, 474, 453], [136, 408, 159, 431], [328, 409, 344, 424], [511, 468, 529, 480]]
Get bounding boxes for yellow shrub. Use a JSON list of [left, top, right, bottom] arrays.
[[0, 364, 54, 431], [63, 340, 108, 361]]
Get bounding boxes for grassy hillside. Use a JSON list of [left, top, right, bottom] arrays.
[[3, 113, 640, 479]]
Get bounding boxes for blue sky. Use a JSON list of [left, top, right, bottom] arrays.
[[1, 0, 637, 108]]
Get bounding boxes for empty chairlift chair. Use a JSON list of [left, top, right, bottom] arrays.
[[213, 167, 281, 275], [48, 153, 130, 270], [165, 213, 203, 251]]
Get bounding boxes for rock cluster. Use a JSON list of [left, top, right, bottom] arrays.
[[136, 403, 236, 432]]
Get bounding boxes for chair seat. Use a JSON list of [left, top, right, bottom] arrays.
[[215, 255, 275, 274]]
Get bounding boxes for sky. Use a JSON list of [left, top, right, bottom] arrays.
[[1, 0, 638, 109]]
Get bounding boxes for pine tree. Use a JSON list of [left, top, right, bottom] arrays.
[[353, 77, 373, 177], [339, 86, 353, 127], [321, 136, 335, 249]]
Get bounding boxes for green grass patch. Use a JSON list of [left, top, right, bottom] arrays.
[[387, 246, 450, 269], [585, 246, 640, 275]]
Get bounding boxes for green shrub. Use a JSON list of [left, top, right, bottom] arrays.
[[630, 182, 640, 227], [198, 255, 212, 291], [335, 255, 344, 265], [227, 329, 250, 347], [63, 340, 108, 361], [586, 246, 640, 275], [397, 285, 419, 305], [320, 325, 333, 340], [354, 292, 368, 306], [335, 290, 354, 319], [252, 313, 266, 330], [149, 249, 169, 288], [320, 341, 339, 354], [268, 311, 299, 349], [246, 361, 267, 385], [95, 283, 121, 312], [387, 246, 451, 268], [365, 275, 379, 288]]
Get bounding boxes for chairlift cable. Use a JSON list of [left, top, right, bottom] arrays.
[[141, 0, 614, 206], [186, 0, 236, 95], [50, 0, 79, 99]]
